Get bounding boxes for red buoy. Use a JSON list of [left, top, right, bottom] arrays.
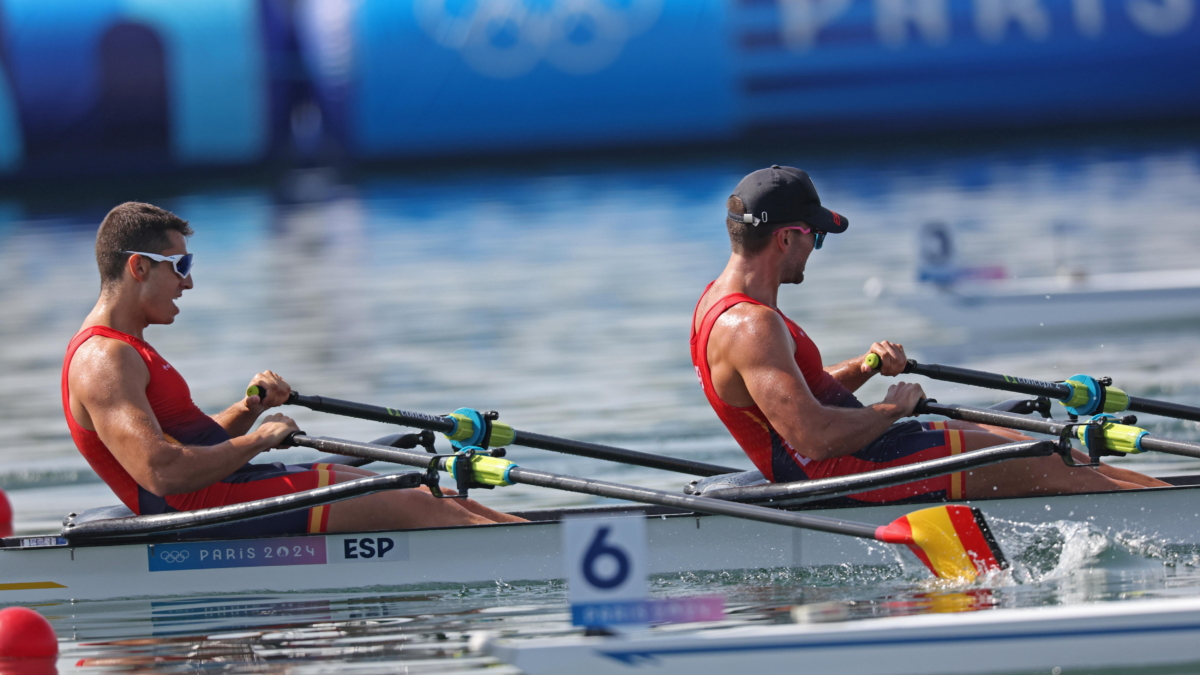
[[0, 607, 57, 658], [0, 489, 11, 538]]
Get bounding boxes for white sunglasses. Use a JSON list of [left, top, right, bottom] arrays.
[[124, 251, 194, 278]]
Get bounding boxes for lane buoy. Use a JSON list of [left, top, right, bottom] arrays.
[[0, 607, 57, 658], [0, 488, 11, 538]]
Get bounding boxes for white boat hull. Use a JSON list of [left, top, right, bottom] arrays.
[[3, 483, 1198, 603], [489, 596, 1200, 675], [898, 269, 1200, 335]]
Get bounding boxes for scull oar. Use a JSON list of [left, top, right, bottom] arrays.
[[865, 354, 1200, 423], [251, 387, 738, 477], [284, 434, 1008, 582], [915, 400, 1200, 460]]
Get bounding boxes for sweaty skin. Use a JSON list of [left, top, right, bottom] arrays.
[[697, 225, 1169, 497], [69, 230, 525, 528]]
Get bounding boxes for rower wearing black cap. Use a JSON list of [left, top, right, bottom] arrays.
[[690, 166, 1166, 499]]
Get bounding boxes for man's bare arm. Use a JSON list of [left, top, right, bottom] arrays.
[[824, 341, 908, 392], [70, 339, 297, 496], [824, 355, 873, 392], [714, 307, 923, 461]]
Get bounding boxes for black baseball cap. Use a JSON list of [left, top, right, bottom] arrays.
[[728, 166, 848, 234]]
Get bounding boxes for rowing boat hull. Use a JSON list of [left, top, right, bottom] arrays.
[[488, 596, 1200, 675], [3, 483, 1197, 603], [898, 270, 1200, 335]]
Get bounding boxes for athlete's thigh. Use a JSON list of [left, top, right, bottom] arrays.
[[947, 421, 1032, 442], [323, 471, 489, 531], [965, 453, 1118, 498]]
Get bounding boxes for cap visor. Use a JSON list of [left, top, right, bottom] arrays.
[[804, 206, 848, 233]]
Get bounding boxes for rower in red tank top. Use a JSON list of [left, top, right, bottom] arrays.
[[61, 202, 523, 536], [63, 325, 338, 530], [691, 283, 968, 501], [690, 167, 1167, 502]]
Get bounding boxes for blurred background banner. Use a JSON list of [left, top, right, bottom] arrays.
[[0, 0, 1197, 176]]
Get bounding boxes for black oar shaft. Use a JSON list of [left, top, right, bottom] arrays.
[[291, 435, 880, 540], [1127, 397, 1200, 423], [905, 361, 1200, 423], [287, 393, 738, 477], [292, 393, 455, 433], [508, 429, 729, 476], [905, 361, 1072, 399], [919, 401, 1200, 460]]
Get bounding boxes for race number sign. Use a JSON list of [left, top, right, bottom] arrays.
[[563, 515, 648, 607], [562, 515, 723, 628]]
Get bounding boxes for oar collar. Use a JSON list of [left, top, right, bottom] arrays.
[[445, 408, 516, 450], [1060, 374, 1130, 416]]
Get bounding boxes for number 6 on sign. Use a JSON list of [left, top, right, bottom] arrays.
[[563, 515, 648, 606]]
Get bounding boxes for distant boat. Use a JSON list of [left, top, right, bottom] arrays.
[[894, 223, 1200, 335], [898, 268, 1200, 334]]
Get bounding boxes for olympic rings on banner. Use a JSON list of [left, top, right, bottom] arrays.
[[414, 0, 663, 78], [160, 550, 190, 564]]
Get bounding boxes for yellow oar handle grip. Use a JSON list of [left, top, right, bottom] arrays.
[[865, 353, 881, 370], [247, 385, 267, 399], [448, 454, 518, 487]]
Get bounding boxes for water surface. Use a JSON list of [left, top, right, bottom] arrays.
[[2, 133, 1200, 672]]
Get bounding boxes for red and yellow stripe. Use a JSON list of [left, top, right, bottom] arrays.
[[948, 429, 965, 500], [926, 422, 966, 500], [306, 463, 334, 533]]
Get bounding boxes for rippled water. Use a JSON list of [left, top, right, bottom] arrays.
[[3, 132, 1200, 672]]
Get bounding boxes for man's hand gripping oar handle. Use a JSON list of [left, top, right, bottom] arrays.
[[864, 352, 918, 374], [250, 386, 740, 477]]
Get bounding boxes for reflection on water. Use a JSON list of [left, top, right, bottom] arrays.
[[2, 134, 1200, 670], [46, 560, 1200, 674]]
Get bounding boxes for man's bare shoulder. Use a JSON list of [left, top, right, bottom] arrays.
[[69, 336, 149, 395], [710, 303, 791, 356]]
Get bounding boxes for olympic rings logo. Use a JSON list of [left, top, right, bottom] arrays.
[[415, 0, 663, 79], [159, 550, 190, 564]]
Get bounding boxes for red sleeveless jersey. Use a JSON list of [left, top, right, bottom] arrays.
[[61, 326, 232, 515], [690, 284, 859, 482]]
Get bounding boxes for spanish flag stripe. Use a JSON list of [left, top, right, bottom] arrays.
[[949, 430, 965, 500], [946, 505, 1000, 571], [307, 464, 335, 533], [906, 506, 972, 579]]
